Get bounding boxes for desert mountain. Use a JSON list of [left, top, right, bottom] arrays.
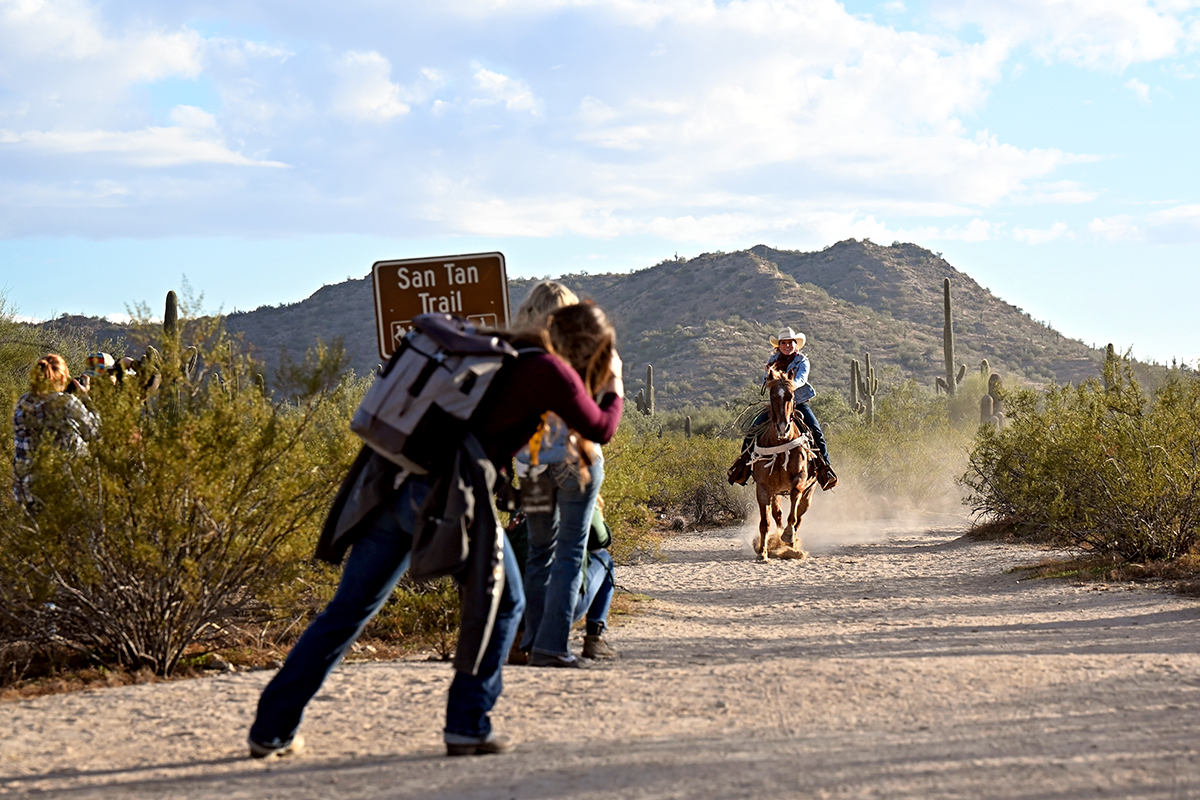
[[38, 240, 1102, 410]]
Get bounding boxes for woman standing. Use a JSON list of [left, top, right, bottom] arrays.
[[11, 354, 99, 511], [517, 304, 618, 668], [247, 303, 623, 759]]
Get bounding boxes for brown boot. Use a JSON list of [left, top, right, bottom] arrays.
[[727, 449, 753, 486], [816, 458, 838, 491], [582, 634, 618, 659]]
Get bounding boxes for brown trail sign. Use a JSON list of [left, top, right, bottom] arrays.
[[371, 252, 511, 360]]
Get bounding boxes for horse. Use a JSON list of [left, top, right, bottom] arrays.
[[749, 367, 818, 560]]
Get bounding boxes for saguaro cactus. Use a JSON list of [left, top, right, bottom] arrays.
[[935, 278, 965, 395], [855, 352, 879, 424], [645, 364, 655, 415], [684, 415, 692, 439], [850, 360, 862, 415], [164, 290, 179, 338], [1102, 343, 1117, 391], [980, 372, 1005, 428], [980, 358, 990, 376]]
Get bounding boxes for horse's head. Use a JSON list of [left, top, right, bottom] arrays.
[[765, 367, 796, 439]]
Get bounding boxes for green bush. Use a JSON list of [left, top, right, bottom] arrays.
[[0, 323, 357, 676], [829, 379, 974, 509], [601, 415, 743, 562], [964, 356, 1200, 562], [365, 577, 461, 660]]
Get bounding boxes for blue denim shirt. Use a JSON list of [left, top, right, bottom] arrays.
[[763, 352, 816, 404]]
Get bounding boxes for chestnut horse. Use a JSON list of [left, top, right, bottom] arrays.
[[750, 368, 818, 560]]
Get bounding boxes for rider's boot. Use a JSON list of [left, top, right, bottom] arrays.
[[815, 456, 838, 491], [728, 447, 753, 486]]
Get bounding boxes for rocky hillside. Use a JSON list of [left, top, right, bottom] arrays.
[[508, 240, 1099, 408], [31, 240, 1104, 410]]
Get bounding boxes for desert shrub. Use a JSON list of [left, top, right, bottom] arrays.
[[364, 577, 461, 660], [829, 380, 974, 509], [964, 356, 1200, 562], [0, 324, 357, 676], [601, 415, 743, 561]]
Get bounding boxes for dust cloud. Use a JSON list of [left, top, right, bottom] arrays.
[[730, 456, 973, 556]]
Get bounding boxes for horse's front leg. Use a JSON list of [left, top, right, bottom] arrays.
[[783, 482, 802, 544], [755, 487, 770, 560]]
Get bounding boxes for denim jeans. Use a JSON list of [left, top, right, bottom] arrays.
[[573, 550, 614, 631], [249, 475, 525, 747], [522, 454, 604, 658]]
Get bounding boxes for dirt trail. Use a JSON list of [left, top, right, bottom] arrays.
[[4, 516, 1200, 799]]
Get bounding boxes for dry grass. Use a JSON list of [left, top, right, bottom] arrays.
[[1008, 551, 1200, 595]]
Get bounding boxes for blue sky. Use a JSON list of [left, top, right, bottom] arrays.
[[2, 0, 1198, 363]]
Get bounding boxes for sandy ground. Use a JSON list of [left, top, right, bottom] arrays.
[[4, 504, 1200, 799]]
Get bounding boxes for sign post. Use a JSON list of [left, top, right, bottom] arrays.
[[371, 252, 510, 361]]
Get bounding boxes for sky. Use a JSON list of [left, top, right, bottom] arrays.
[[1, 0, 1198, 364]]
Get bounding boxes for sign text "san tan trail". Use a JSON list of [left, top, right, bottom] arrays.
[[371, 252, 510, 361]]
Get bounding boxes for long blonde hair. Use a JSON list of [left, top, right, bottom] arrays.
[[29, 354, 70, 395], [514, 281, 579, 329]]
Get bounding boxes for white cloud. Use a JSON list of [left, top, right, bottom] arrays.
[[928, 0, 1192, 71], [0, 106, 287, 167], [1022, 180, 1099, 204], [0, 0, 204, 111], [1091, 205, 1200, 243], [472, 65, 541, 114], [0, 0, 1192, 246], [1013, 221, 1071, 244], [331, 50, 410, 120], [1126, 76, 1152, 103]]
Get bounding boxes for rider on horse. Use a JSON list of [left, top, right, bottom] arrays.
[[731, 326, 838, 491]]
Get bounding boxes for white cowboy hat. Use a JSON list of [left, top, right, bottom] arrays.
[[769, 327, 806, 349]]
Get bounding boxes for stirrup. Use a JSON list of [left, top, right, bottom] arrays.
[[817, 460, 838, 491]]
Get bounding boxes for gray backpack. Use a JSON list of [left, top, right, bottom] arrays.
[[351, 313, 518, 475]]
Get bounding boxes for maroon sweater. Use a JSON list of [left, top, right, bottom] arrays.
[[471, 353, 623, 466]]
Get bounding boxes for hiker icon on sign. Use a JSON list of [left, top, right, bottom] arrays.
[[391, 321, 412, 350]]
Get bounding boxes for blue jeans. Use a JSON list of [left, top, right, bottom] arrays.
[[249, 476, 526, 747], [521, 455, 604, 658], [573, 550, 614, 631]]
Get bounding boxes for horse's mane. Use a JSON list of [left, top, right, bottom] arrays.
[[764, 367, 795, 391]]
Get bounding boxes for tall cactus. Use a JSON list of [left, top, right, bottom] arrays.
[[684, 415, 692, 439], [855, 352, 879, 424], [935, 278, 965, 395], [645, 364, 655, 415], [941, 278, 956, 395], [850, 360, 861, 414], [1102, 343, 1117, 391], [164, 290, 179, 338], [980, 358, 990, 376]]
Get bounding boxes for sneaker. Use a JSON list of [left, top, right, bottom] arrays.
[[528, 651, 592, 669], [248, 734, 304, 759], [582, 634, 618, 659], [445, 732, 515, 756]]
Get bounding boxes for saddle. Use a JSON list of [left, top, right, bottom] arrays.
[[727, 410, 833, 489]]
